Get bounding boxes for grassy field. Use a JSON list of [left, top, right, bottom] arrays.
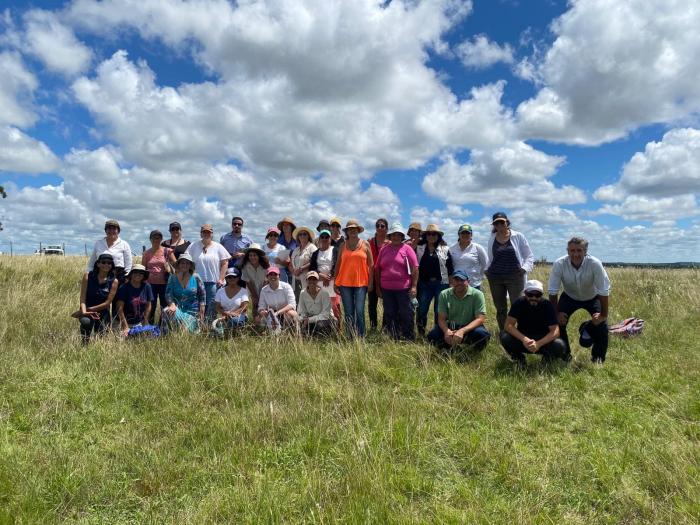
[[0, 256, 698, 523]]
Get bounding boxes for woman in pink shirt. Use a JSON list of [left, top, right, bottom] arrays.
[[375, 222, 419, 341], [142, 229, 175, 324]]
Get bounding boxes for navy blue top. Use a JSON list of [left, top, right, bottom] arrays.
[[117, 282, 154, 325], [86, 271, 115, 318], [488, 238, 520, 276]]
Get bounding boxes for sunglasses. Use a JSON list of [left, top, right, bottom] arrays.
[[376, 224, 387, 229], [426, 232, 438, 236], [525, 292, 543, 298], [267, 233, 279, 237], [201, 230, 213, 234], [97, 260, 113, 265], [232, 223, 243, 227], [170, 227, 180, 231], [459, 231, 472, 235], [298, 232, 309, 236]]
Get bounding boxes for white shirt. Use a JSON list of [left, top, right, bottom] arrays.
[[186, 241, 230, 282], [291, 242, 317, 289], [315, 247, 336, 297], [87, 237, 133, 273], [449, 241, 488, 287], [298, 287, 334, 322], [214, 286, 249, 312], [548, 254, 611, 301], [258, 281, 296, 311]]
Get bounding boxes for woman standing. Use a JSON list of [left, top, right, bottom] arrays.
[[405, 222, 422, 253], [116, 264, 153, 336], [161, 221, 191, 260], [485, 212, 534, 332], [368, 218, 390, 331], [264, 227, 285, 270], [375, 223, 419, 341], [239, 243, 269, 311], [277, 217, 297, 283], [142, 229, 174, 324], [290, 226, 318, 302], [309, 229, 341, 322], [86, 219, 132, 283], [448, 224, 488, 291], [415, 224, 453, 336], [213, 267, 249, 335], [72, 252, 119, 343], [333, 219, 374, 338], [163, 253, 206, 333], [185, 224, 230, 320]]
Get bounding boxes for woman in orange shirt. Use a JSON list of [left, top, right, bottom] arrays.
[[333, 219, 374, 338]]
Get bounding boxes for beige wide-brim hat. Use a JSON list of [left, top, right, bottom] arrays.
[[277, 217, 297, 231], [343, 219, 365, 233], [293, 226, 316, 241], [423, 223, 444, 236], [407, 222, 422, 232], [244, 243, 266, 257], [129, 263, 150, 280]]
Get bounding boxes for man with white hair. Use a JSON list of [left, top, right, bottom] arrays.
[[500, 279, 567, 367], [548, 237, 611, 364]]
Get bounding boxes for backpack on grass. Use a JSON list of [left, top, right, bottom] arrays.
[[608, 317, 645, 337]]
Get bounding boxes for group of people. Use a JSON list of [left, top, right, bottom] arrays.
[[76, 212, 611, 366]]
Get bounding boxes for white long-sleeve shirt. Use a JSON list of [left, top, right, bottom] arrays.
[[298, 288, 334, 322], [547, 254, 611, 301], [258, 281, 296, 311], [87, 237, 132, 273], [449, 241, 489, 288]]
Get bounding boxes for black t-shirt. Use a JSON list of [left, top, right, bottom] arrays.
[[161, 239, 191, 259], [419, 248, 441, 281], [507, 296, 557, 339]]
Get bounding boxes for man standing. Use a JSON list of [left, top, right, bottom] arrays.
[[427, 270, 490, 351], [220, 216, 253, 268], [500, 280, 567, 367], [548, 237, 611, 364]]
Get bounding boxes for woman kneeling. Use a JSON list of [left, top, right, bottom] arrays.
[[298, 271, 336, 337], [162, 253, 205, 333], [213, 267, 249, 336], [255, 267, 299, 332], [72, 252, 119, 343]]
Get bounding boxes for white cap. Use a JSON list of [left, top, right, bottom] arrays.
[[523, 279, 544, 294]]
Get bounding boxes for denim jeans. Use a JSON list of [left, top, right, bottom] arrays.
[[381, 288, 415, 341], [417, 280, 449, 332], [338, 286, 368, 338], [427, 323, 490, 350], [487, 272, 525, 332], [203, 281, 218, 321], [556, 292, 609, 361]]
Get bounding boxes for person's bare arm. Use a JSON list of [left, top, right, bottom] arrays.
[[454, 313, 485, 338]]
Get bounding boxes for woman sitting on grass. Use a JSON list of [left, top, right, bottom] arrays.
[[162, 253, 205, 333], [255, 266, 299, 331], [213, 267, 249, 336], [72, 252, 119, 343], [115, 264, 154, 336], [298, 271, 335, 337]]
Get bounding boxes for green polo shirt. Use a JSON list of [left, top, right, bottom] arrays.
[[437, 286, 486, 326]]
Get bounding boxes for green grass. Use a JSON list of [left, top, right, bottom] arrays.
[[0, 256, 698, 523]]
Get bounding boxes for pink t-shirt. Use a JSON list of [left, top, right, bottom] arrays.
[[143, 247, 171, 285], [376, 243, 418, 290]]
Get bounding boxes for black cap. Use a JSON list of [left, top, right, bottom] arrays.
[[491, 212, 509, 224], [169, 222, 181, 230], [150, 229, 163, 239]]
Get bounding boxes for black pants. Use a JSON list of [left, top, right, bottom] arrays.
[[557, 292, 608, 361], [500, 332, 567, 362], [79, 314, 110, 343], [381, 288, 415, 341], [368, 288, 380, 330], [149, 283, 167, 325], [303, 319, 335, 338]]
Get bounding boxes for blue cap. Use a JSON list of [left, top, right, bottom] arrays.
[[225, 267, 242, 279], [451, 270, 469, 281]]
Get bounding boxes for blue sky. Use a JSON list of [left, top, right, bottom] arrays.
[[1, 0, 699, 261]]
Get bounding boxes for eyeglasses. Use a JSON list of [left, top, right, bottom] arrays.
[[525, 292, 542, 298]]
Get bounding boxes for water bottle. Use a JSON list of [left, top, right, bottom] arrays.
[[410, 297, 419, 310]]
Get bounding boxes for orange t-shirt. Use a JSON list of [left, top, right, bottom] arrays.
[[335, 241, 370, 287]]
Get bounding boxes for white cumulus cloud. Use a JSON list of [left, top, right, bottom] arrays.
[[456, 34, 514, 69]]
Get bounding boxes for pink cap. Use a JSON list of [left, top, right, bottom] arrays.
[[266, 227, 281, 236], [266, 266, 280, 275]]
